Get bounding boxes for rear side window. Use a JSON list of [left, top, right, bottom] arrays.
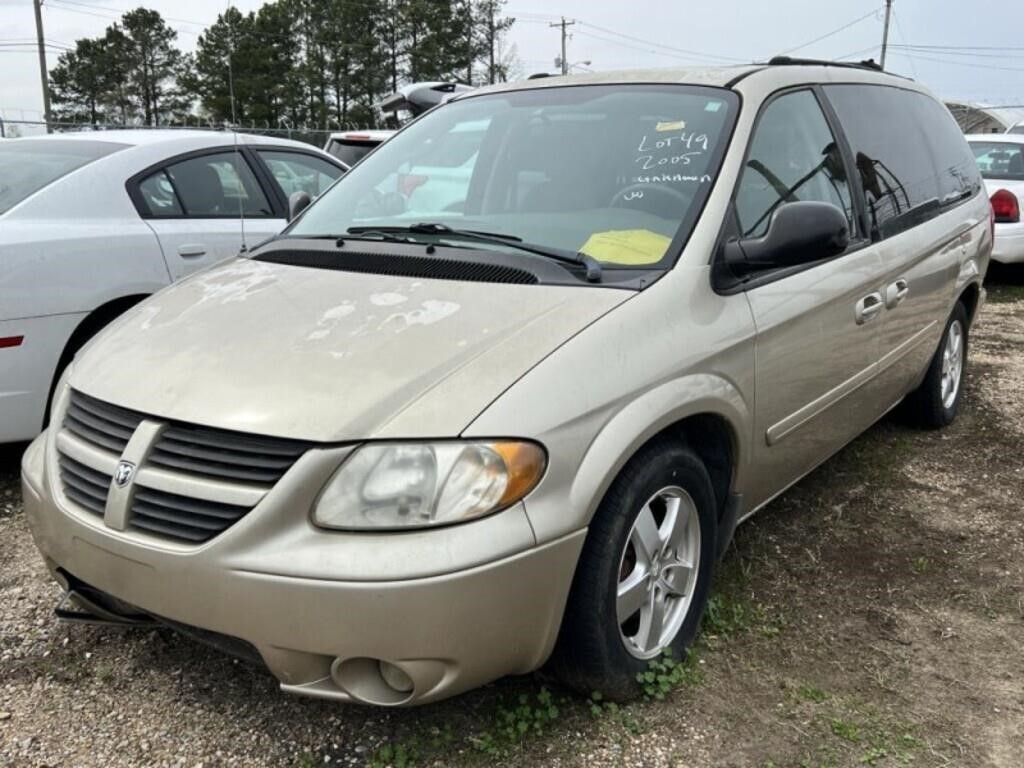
[[0, 139, 125, 215], [735, 89, 854, 238], [257, 150, 343, 199], [970, 142, 1024, 181], [139, 152, 272, 217], [912, 96, 982, 203], [138, 170, 183, 215], [824, 85, 979, 240]]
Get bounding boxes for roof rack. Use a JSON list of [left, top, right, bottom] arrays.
[[767, 55, 885, 73]]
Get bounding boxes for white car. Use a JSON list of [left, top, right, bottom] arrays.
[[967, 134, 1024, 263], [0, 129, 345, 444]]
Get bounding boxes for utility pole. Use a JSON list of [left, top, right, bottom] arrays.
[[550, 16, 575, 75], [880, 0, 893, 70], [33, 0, 53, 132]]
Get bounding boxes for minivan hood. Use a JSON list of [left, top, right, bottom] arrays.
[[71, 258, 629, 441]]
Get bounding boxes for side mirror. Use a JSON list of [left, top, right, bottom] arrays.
[[288, 190, 312, 222], [723, 201, 849, 277]]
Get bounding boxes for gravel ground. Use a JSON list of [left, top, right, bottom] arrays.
[[1, 274, 1022, 768]]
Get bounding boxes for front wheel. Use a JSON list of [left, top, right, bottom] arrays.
[[903, 302, 969, 429], [549, 438, 717, 699]]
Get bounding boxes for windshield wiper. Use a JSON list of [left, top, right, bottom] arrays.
[[347, 223, 603, 283]]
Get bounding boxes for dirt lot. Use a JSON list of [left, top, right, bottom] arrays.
[[2, 274, 1022, 768]]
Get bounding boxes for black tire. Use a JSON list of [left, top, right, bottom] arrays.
[[548, 437, 717, 699], [902, 302, 969, 429]]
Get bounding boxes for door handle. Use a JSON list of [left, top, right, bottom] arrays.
[[177, 243, 207, 258], [885, 278, 909, 309], [854, 292, 884, 324]]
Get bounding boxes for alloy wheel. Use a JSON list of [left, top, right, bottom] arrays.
[[616, 485, 701, 659]]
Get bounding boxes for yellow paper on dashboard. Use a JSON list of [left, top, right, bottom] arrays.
[[579, 229, 673, 265]]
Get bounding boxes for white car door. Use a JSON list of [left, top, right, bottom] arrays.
[[134, 149, 285, 280]]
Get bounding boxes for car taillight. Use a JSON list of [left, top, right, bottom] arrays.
[[990, 188, 1020, 223]]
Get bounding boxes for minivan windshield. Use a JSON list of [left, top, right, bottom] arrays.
[[290, 84, 739, 273], [0, 138, 125, 215], [969, 141, 1024, 181]]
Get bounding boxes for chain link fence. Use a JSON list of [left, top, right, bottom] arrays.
[[0, 116, 388, 147]]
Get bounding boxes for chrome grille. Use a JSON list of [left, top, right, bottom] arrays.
[[57, 389, 311, 545], [64, 390, 143, 454], [57, 453, 111, 517]]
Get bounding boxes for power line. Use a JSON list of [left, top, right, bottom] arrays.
[[778, 8, 879, 56], [575, 20, 745, 63], [886, 50, 1024, 73], [48, 0, 208, 27], [572, 29, 722, 65]]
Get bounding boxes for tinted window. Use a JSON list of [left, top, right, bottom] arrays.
[[138, 170, 183, 216], [0, 139, 125, 215], [825, 85, 945, 238], [970, 141, 1024, 181], [325, 139, 379, 166], [735, 90, 854, 239], [913, 97, 982, 203], [154, 152, 272, 217], [257, 150, 343, 199]]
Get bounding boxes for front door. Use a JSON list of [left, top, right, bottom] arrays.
[[734, 89, 885, 509]]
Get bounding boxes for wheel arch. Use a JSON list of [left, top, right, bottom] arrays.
[[568, 374, 749, 542], [956, 280, 981, 327], [43, 293, 151, 426]]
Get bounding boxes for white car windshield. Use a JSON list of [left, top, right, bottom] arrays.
[[0, 139, 126, 215], [290, 84, 739, 272]]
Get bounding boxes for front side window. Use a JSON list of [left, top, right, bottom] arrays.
[[291, 85, 739, 273], [257, 150, 343, 200], [141, 152, 272, 217], [735, 89, 853, 239], [970, 141, 1024, 181], [0, 139, 125, 215]]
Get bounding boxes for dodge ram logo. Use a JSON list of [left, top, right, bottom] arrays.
[[114, 460, 136, 488]]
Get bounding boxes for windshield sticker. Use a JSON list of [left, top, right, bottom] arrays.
[[579, 229, 673, 265], [656, 120, 686, 132], [705, 100, 723, 112]]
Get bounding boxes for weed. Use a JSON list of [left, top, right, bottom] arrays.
[[797, 684, 828, 703], [470, 687, 561, 758], [912, 556, 930, 574], [635, 648, 702, 700], [829, 717, 862, 743]]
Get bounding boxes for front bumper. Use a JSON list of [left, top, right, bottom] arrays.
[[21, 434, 585, 705]]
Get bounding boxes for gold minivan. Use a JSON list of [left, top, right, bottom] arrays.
[[22, 59, 991, 706]]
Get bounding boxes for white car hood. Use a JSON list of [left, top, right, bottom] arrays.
[[71, 258, 629, 441]]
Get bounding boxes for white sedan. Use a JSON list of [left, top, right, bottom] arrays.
[[0, 130, 345, 444], [967, 133, 1024, 264]]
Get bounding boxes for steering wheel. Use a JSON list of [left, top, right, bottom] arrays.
[[609, 182, 691, 210]]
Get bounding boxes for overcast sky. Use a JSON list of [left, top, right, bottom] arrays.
[[2, 0, 1023, 130]]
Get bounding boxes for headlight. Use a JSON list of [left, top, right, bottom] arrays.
[[313, 441, 546, 530]]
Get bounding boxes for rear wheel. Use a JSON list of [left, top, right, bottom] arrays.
[[549, 438, 717, 699], [903, 302, 969, 429]]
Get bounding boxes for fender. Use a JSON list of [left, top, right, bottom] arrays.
[[568, 373, 750, 527]]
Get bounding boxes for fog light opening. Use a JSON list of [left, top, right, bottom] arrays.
[[330, 657, 416, 706], [379, 660, 414, 693]]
